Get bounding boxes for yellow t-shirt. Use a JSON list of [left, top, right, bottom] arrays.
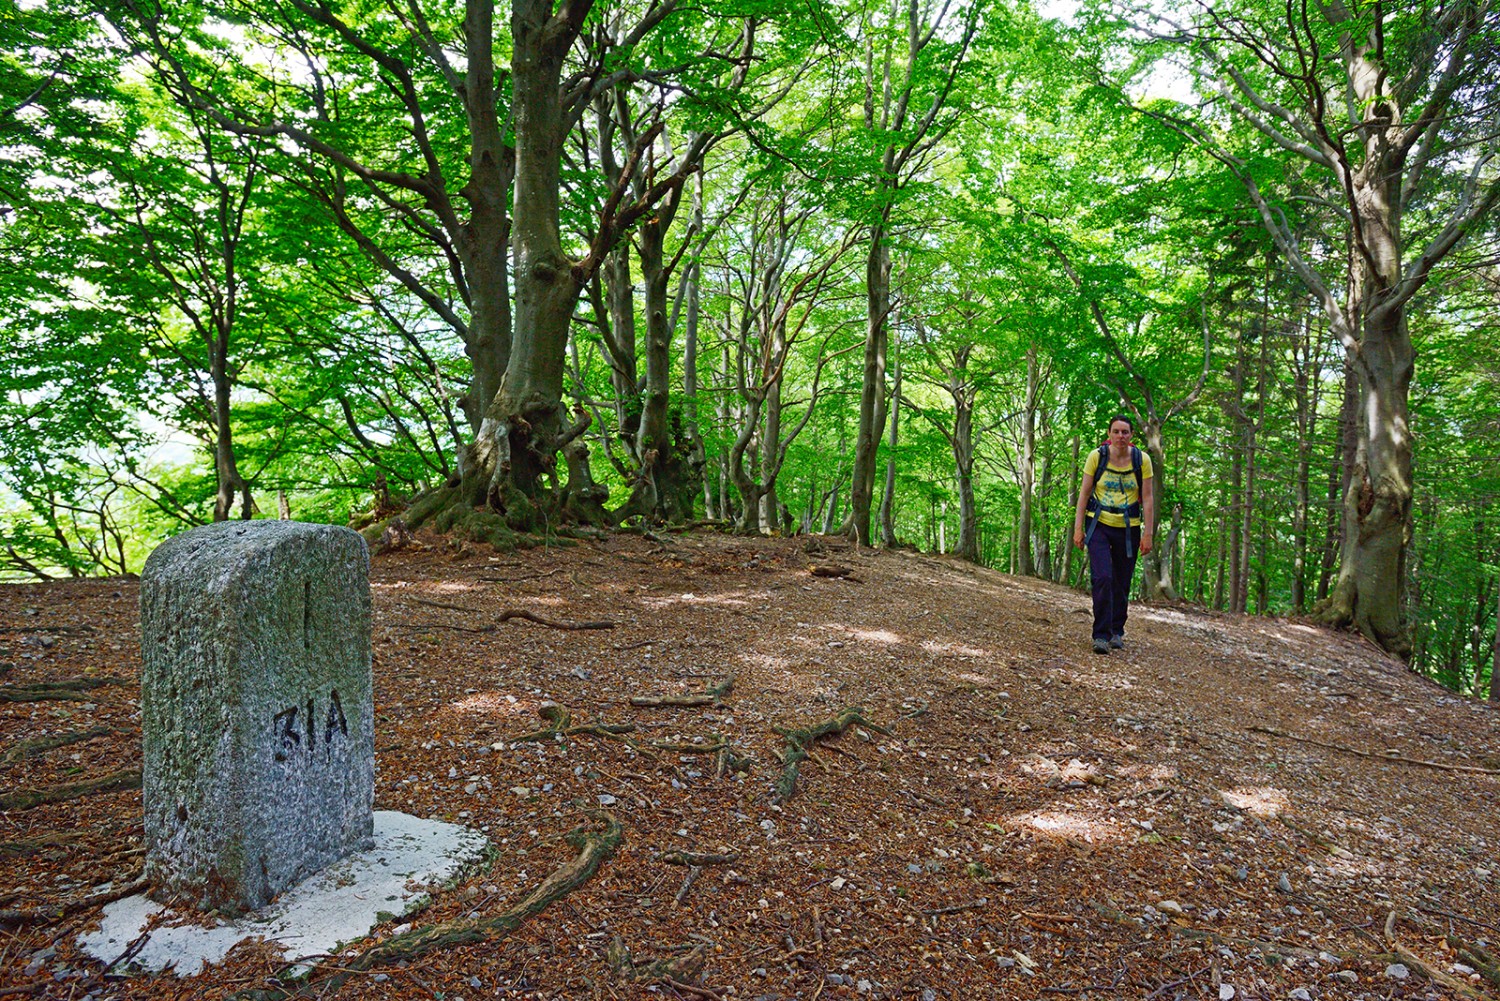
[[1083, 448, 1154, 529]]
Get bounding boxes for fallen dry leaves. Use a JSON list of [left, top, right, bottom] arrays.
[[2, 529, 1499, 1000]]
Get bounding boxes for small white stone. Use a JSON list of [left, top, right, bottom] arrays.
[[1384, 963, 1410, 980], [1157, 900, 1185, 916], [1218, 986, 1235, 1000]]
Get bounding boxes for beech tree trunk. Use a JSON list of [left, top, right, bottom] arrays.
[[849, 233, 890, 545], [878, 345, 901, 547], [1492, 582, 1499, 702], [1017, 342, 1039, 577]]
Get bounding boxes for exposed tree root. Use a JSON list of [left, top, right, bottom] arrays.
[[714, 744, 754, 778], [1089, 900, 1323, 961], [3, 726, 114, 762], [631, 675, 735, 708], [1447, 937, 1500, 990], [0, 768, 141, 811], [607, 936, 709, 985], [509, 704, 640, 749], [662, 850, 739, 867], [773, 707, 890, 803], [0, 678, 126, 703], [0, 875, 146, 926], [396, 609, 616, 633], [235, 813, 623, 1001], [0, 832, 85, 857], [496, 609, 614, 630], [1249, 725, 1500, 776]]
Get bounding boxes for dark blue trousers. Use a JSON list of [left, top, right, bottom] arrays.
[[1088, 523, 1139, 642]]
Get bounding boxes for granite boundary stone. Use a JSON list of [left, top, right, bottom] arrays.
[[140, 520, 373, 914]]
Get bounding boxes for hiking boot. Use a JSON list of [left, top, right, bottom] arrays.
[[1109, 634, 1124, 649], [1092, 638, 1110, 655]]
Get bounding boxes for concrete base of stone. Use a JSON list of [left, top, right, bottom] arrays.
[[79, 812, 488, 976]]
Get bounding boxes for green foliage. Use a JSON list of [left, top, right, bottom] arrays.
[[1, 0, 1497, 692]]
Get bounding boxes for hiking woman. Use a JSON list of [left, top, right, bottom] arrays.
[[1072, 416, 1155, 655]]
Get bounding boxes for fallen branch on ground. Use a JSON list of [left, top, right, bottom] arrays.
[[0, 768, 141, 811], [3, 726, 114, 762], [631, 675, 734, 708], [0, 876, 147, 926], [1249, 725, 1500, 776], [773, 707, 891, 803]]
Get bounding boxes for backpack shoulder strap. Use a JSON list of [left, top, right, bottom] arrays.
[[1131, 446, 1143, 491]]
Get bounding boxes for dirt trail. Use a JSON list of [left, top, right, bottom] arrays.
[[2, 530, 1498, 999]]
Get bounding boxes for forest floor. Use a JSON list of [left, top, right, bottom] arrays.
[[2, 529, 1500, 1001]]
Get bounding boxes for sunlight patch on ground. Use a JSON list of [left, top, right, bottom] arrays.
[[1006, 808, 1125, 845], [955, 671, 1000, 686], [636, 590, 753, 609], [1116, 763, 1180, 782], [449, 692, 542, 720], [1220, 786, 1292, 819], [919, 639, 993, 658], [847, 627, 904, 645], [428, 581, 480, 594]]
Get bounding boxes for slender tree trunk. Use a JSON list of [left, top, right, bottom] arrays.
[[1060, 433, 1080, 585], [210, 333, 249, 522], [1138, 419, 1176, 600], [1017, 342, 1039, 576], [952, 379, 978, 564], [684, 174, 708, 517], [760, 320, 786, 533], [1491, 580, 1499, 702], [1292, 313, 1314, 612], [1036, 422, 1054, 581], [1214, 505, 1228, 611], [879, 341, 901, 547], [849, 231, 890, 545]]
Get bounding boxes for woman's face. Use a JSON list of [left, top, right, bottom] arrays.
[[1108, 421, 1133, 445]]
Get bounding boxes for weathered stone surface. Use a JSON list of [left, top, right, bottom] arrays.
[[141, 521, 373, 914]]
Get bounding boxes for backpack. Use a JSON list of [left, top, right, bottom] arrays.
[[1084, 444, 1144, 545]]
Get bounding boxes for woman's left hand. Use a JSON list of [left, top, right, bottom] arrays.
[[1140, 534, 1153, 554]]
